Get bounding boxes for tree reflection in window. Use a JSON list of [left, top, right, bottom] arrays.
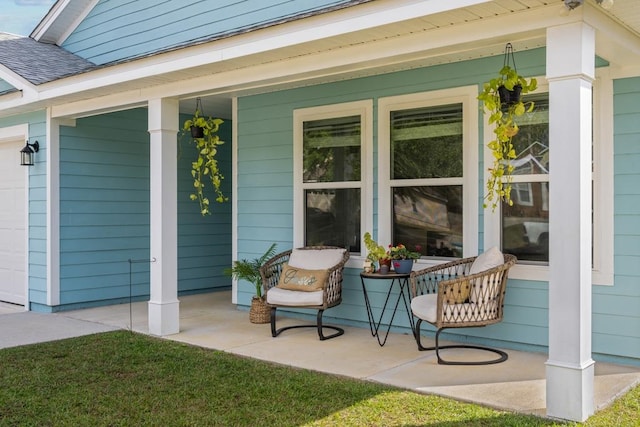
[[302, 115, 362, 252], [390, 104, 464, 258]]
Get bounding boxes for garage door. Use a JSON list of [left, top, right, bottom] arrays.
[[0, 138, 26, 305]]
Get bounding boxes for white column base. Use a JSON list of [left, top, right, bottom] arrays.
[[148, 299, 180, 336], [546, 359, 595, 422]]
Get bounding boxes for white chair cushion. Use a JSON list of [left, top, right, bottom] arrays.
[[412, 294, 497, 324], [288, 248, 346, 270], [411, 294, 438, 323], [266, 287, 324, 306], [469, 246, 503, 275]]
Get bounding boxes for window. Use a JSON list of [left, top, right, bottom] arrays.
[[293, 100, 373, 254], [378, 87, 479, 261], [501, 94, 550, 264], [484, 73, 613, 284]]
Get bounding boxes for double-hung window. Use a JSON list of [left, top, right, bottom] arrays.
[[293, 100, 373, 254], [378, 87, 479, 261], [483, 74, 613, 284]]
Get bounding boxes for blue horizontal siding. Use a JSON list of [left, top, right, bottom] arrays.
[[63, 0, 363, 65], [177, 114, 232, 294], [53, 109, 234, 308], [59, 109, 150, 306], [235, 51, 640, 365]]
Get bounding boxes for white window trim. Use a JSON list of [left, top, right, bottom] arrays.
[[483, 73, 613, 285], [293, 99, 373, 268], [378, 86, 479, 268]]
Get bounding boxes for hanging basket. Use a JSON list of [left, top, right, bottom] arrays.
[[498, 43, 522, 106], [498, 83, 522, 106], [249, 296, 271, 324], [190, 125, 204, 138], [190, 97, 205, 138]]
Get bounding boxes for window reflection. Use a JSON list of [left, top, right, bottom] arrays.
[[502, 182, 549, 263], [393, 186, 463, 258], [305, 188, 361, 252]]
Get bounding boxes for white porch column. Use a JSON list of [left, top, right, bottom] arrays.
[[545, 22, 595, 422], [147, 98, 180, 336]]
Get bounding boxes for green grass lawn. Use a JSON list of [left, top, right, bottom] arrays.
[[0, 331, 637, 426]]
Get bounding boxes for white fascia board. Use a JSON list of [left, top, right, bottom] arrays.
[[31, 0, 72, 40], [31, 0, 98, 44], [16, 1, 638, 120], [45, 0, 492, 98], [0, 65, 37, 98], [49, 6, 555, 118]]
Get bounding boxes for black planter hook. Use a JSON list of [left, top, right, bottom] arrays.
[[503, 43, 517, 73], [499, 43, 522, 106]]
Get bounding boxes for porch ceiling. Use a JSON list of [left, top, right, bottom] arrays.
[[2, 0, 640, 120]]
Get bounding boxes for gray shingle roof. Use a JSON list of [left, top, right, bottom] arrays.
[[0, 35, 95, 85]]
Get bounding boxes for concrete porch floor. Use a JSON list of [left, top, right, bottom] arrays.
[[2, 291, 639, 419]]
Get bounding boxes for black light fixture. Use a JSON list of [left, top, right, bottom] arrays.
[[564, 0, 584, 9], [563, 0, 613, 10], [20, 140, 39, 166]]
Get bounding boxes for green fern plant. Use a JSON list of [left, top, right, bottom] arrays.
[[224, 244, 278, 298]]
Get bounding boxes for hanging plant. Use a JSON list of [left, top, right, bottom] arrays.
[[182, 98, 228, 216], [477, 43, 537, 211]]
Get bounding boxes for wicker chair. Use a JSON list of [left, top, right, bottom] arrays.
[[409, 249, 517, 365], [260, 246, 349, 340]]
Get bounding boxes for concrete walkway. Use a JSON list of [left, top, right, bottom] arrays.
[[1, 292, 639, 419]]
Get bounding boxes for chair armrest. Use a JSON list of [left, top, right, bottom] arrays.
[[323, 250, 349, 305], [260, 249, 292, 294]]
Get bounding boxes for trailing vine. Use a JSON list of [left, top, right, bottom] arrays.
[[182, 108, 227, 216], [477, 45, 537, 211]]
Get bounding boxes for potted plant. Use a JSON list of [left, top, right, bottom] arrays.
[[477, 43, 537, 211], [182, 98, 228, 216], [363, 232, 390, 273], [224, 243, 277, 323], [387, 243, 421, 274]]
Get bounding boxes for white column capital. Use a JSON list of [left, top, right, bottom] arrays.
[[546, 21, 595, 82]]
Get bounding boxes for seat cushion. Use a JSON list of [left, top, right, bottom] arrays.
[[412, 294, 497, 323], [288, 248, 346, 270], [411, 294, 438, 323], [276, 263, 328, 292], [267, 287, 324, 306]]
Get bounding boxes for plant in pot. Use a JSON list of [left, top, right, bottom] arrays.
[[477, 43, 537, 211], [363, 232, 390, 273], [182, 97, 228, 216], [388, 243, 421, 274], [224, 243, 277, 323]]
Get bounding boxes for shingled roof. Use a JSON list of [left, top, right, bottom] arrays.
[[0, 35, 95, 85]]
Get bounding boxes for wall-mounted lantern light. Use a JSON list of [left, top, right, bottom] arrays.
[[20, 140, 39, 166]]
